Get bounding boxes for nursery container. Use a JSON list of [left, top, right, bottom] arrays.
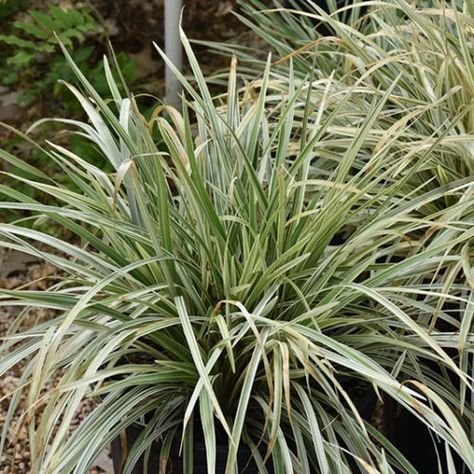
[[384, 399, 466, 473], [111, 392, 376, 473], [384, 350, 467, 473], [111, 423, 268, 474]]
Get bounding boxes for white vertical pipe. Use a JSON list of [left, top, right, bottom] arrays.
[[164, 0, 183, 108]]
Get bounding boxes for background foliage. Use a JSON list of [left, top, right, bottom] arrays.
[[0, 0, 243, 224]]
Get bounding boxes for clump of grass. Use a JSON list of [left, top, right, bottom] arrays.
[[240, 0, 474, 183], [0, 24, 473, 474]]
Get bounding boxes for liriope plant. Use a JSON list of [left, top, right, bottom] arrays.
[[237, 0, 474, 187], [0, 29, 473, 474], [236, 0, 474, 360]]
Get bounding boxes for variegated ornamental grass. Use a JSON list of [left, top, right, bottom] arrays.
[[238, 0, 473, 182], [0, 17, 473, 474]]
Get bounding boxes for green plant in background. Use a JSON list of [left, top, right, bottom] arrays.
[[0, 2, 137, 226], [0, 3, 136, 107], [0, 4, 99, 104], [0, 0, 30, 73], [0, 0, 29, 20], [0, 23, 473, 473]]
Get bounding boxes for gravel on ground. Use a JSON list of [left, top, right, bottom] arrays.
[[0, 248, 113, 474]]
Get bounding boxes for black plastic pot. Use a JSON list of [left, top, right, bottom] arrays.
[[111, 423, 267, 474], [384, 398, 467, 473], [111, 391, 376, 474], [384, 354, 467, 474]]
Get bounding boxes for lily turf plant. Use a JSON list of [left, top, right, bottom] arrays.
[[238, 0, 473, 192], [0, 23, 473, 474]]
